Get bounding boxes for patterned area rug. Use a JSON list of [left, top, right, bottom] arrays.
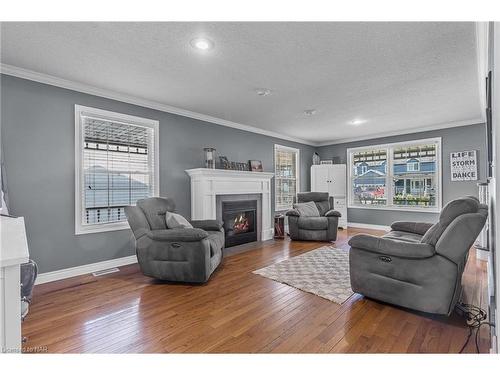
[[253, 246, 353, 304]]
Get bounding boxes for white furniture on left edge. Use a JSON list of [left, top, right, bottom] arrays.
[[0, 216, 30, 354], [311, 164, 348, 228], [185, 168, 275, 241]]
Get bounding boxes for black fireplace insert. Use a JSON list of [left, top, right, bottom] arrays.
[[222, 200, 257, 247]]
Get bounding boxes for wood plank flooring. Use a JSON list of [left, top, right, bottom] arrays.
[[22, 227, 490, 353]]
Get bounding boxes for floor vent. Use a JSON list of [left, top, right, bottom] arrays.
[[92, 267, 120, 277]]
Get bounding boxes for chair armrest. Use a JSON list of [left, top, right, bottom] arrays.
[[190, 219, 223, 231], [390, 221, 433, 235], [325, 209, 341, 217], [146, 228, 209, 242], [286, 209, 301, 217], [348, 234, 435, 259]]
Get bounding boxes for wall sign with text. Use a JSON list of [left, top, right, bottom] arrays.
[[450, 150, 478, 181]]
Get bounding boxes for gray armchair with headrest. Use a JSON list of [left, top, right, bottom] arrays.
[[286, 192, 342, 241], [125, 197, 224, 283], [348, 196, 488, 315]]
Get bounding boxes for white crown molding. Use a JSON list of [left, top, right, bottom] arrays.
[[36, 255, 137, 285], [315, 117, 485, 147], [0, 63, 317, 146], [0, 63, 485, 149]]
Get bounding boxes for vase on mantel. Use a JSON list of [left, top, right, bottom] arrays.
[[203, 147, 216, 169], [312, 152, 320, 165]]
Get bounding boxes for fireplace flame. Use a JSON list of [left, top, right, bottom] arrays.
[[233, 214, 249, 233]]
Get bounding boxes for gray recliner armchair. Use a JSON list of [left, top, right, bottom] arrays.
[[286, 192, 342, 241], [125, 197, 224, 283], [348, 196, 488, 315]]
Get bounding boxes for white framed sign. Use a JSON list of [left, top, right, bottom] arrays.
[[450, 150, 478, 181]]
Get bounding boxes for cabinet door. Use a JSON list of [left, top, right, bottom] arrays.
[[311, 166, 330, 193], [328, 165, 347, 196]]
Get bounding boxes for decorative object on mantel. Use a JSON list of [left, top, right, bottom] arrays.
[[249, 160, 263, 172], [218, 155, 251, 171], [320, 159, 333, 165], [203, 147, 216, 169], [312, 152, 320, 165], [450, 150, 478, 181], [218, 156, 229, 169], [274, 214, 285, 239]]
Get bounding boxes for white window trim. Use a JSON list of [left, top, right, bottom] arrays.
[[407, 160, 420, 172], [347, 137, 442, 213], [274, 144, 300, 211], [74, 105, 160, 235]]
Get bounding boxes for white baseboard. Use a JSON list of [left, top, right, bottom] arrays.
[[347, 222, 391, 231], [36, 255, 138, 285]]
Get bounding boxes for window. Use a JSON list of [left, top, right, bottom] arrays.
[[347, 138, 441, 212], [407, 159, 420, 172], [75, 105, 159, 234], [274, 144, 300, 211]]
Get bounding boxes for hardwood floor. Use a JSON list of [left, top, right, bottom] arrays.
[[22, 227, 490, 353]]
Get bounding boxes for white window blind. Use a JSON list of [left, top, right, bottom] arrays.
[[274, 145, 300, 211], [75, 106, 159, 234]]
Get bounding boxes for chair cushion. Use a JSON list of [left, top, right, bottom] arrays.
[[421, 197, 479, 246], [297, 192, 330, 216], [137, 197, 176, 230], [166, 212, 193, 229], [293, 201, 320, 217], [298, 216, 328, 230], [315, 201, 330, 216], [383, 230, 422, 243]]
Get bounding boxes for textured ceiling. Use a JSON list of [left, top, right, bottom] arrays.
[[0, 22, 483, 144]]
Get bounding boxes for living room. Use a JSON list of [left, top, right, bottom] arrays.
[[1, 1, 500, 372]]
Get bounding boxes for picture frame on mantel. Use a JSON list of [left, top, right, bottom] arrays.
[[249, 160, 263, 172]]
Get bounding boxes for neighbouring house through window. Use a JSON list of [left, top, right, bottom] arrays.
[[347, 138, 441, 212], [274, 144, 300, 211], [75, 105, 159, 234]]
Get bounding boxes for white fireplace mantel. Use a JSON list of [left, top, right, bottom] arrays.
[[185, 168, 275, 241]]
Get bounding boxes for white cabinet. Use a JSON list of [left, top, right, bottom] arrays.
[[311, 165, 347, 228]]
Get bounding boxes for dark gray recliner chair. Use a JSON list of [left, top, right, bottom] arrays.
[[348, 196, 488, 315], [125, 197, 224, 283], [286, 192, 342, 241]]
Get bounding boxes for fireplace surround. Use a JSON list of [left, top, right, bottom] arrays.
[[185, 168, 274, 242]]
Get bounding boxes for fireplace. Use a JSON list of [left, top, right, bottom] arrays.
[[222, 200, 258, 247]]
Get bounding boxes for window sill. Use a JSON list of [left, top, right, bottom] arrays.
[[347, 205, 441, 213], [75, 221, 130, 235], [275, 207, 292, 213]]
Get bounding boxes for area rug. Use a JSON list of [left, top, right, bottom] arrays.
[[252, 246, 354, 304]]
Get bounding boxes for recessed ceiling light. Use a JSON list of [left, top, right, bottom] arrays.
[[350, 119, 367, 126], [255, 88, 272, 96], [190, 37, 214, 51], [304, 109, 317, 116]]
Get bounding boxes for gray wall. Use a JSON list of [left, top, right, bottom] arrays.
[[1, 75, 315, 273], [317, 123, 488, 226]]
